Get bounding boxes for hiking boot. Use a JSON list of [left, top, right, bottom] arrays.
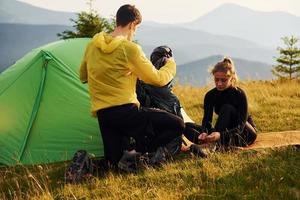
[[139, 152, 151, 167], [190, 144, 207, 158], [65, 150, 92, 184], [118, 151, 142, 173], [149, 147, 168, 167]]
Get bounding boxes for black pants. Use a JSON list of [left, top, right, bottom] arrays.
[[215, 104, 257, 147], [96, 104, 184, 166], [183, 122, 203, 144], [142, 107, 185, 152]]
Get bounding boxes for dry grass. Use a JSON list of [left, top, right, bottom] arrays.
[[174, 79, 300, 132], [1, 80, 300, 200]]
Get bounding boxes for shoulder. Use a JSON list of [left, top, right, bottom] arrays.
[[234, 87, 247, 100], [236, 87, 246, 95], [206, 87, 217, 96], [122, 41, 141, 55], [204, 87, 217, 99], [84, 41, 96, 58], [84, 40, 94, 51]]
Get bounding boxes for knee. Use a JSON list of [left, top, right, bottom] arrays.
[[171, 117, 185, 137], [178, 119, 185, 134]]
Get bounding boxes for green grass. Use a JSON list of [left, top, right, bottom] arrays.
[[1, 80, 300, 200]]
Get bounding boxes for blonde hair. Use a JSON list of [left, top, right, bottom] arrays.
[[211, 57, 238, 86]]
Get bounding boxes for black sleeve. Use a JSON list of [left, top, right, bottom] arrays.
[[136, 80, 151, 107], [174, 97, 183, 119], [222, 88, 248, 136], [202, 91, 215, 133]]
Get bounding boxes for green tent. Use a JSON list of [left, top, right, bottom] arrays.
[[0, 38, 103, 166]]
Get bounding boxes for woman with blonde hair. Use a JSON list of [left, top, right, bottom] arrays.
[[195, 57, 257, 148]]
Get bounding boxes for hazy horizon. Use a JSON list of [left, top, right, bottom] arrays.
[[17, 0, 300, 23]]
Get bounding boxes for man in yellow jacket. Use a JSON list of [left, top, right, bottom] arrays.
[[80, 4, 184, 171]]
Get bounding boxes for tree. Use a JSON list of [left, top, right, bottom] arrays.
[[272, 36, 300, 80], [57, 0, 115, 39]]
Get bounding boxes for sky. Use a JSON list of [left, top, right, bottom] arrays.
[[18, 0, 300, 23]]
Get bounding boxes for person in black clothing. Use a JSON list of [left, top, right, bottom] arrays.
[[116, 44, 185, 171], [186, 57, 257, 148], [135, 46, 184, 155], [137, 46, 207, 157], [137, 46, 182, 119]]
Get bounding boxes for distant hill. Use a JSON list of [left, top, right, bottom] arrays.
[[0, 0, 76, 25], [136, 25, 275, 65], [176, 55, 273, 86], [0, 1, 279, 84], [0, 23, 275, 73], [2, 0, 299, 48], [0, 1, 279, 67], [0, 23, 73, 72], [178, 3, 300, 48]]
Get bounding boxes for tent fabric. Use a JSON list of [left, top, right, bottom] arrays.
[[0, 39, 103, 166]]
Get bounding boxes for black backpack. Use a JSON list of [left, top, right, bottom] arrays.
[[136, 45, 183, 119], [65, 150, 94, 183], [136, 80, 183, 119]]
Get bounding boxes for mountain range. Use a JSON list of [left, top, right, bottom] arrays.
[[0, 0, 76, 25], [1, 0, 298, 85], [135, 25, 275, 65], [178, 3, 300, 48], [176, 55, 272, 86], [0, 23, 73, 72]]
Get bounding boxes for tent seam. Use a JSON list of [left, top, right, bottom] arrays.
[[18, 53, 51, 162], [42, 51, 80, 79]]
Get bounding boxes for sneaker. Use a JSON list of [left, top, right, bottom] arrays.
[[118, 151, 142, 173], [190, 144, 207, 158]]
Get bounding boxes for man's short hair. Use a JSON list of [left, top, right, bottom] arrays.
[[116, 4, 142, 27]]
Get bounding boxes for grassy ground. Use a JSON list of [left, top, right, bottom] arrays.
[[175, 79, 300, 132], [1, 80, 300, 200]]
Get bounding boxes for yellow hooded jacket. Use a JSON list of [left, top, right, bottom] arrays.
[[79, 32, 176, 116]]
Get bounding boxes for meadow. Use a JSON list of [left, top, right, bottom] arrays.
[[1, 80, 299, 199]]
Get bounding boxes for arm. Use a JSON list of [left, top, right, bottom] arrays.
[[201, 91, 214, 133], [79, 60, 87, 83], [128, 45, 176, 87], [136, 80, 151, 107], [198, 91, 215, 142], [79, 44, 90, 83]]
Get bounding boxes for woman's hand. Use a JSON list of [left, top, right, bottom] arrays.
[[198, 133, 208, 143], [205, 132, 221, 143], [198, 132, 221, 143]]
